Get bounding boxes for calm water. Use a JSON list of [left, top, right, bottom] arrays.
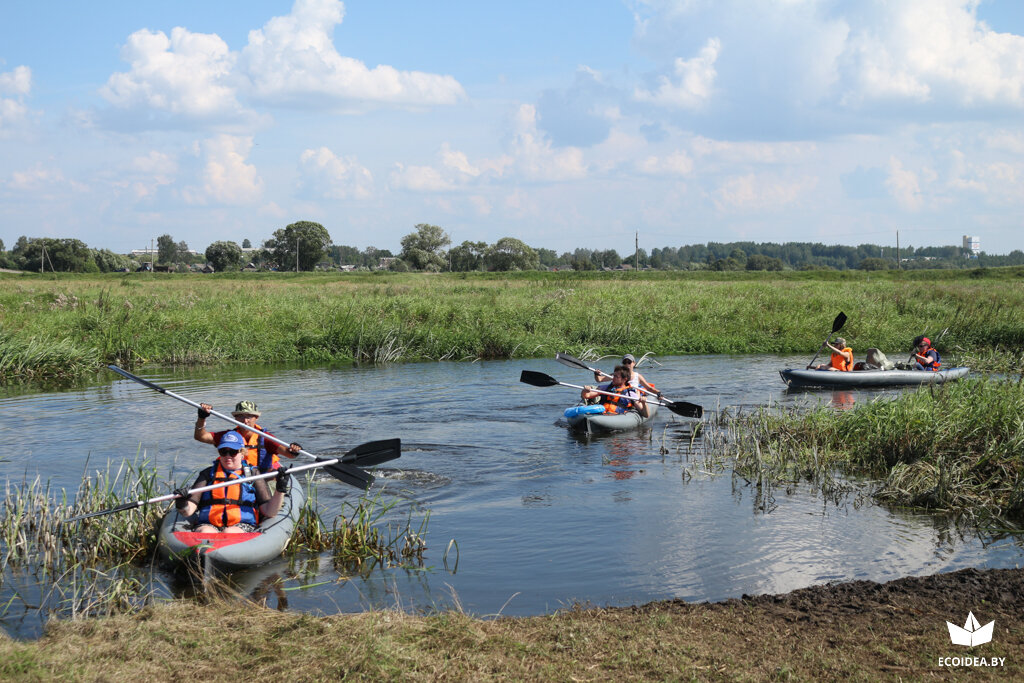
[[2, 356, 1022, 637]]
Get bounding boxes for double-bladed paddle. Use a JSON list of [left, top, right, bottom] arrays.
[[555, 351, 682, 403], [520, 370, 703, 418], [806, 312, 847, 369], [62, 438, 402, 523], [106, 365, 389, 489]]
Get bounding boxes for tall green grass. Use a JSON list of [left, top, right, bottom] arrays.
[[709, 378, 1024, 526], [2, 269, 1023, 380]]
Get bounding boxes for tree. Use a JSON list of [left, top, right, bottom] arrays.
[[157, 234, 176, 264], [205, 241, 243, 272], [485, 237, 539, 271], [746, 254, 784, 271], [265, 221, 332, 271], [400, 223, 450, 271], [449, 240, 488, 271], [858, 257, 892, 271], [242, 238, 252, 249], [15, 238, 94, 272]]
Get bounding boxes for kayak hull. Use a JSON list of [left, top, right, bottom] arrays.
[[566, 402, 658, 433], [780, 366, 970, 388], [157, 477, 304, 573]]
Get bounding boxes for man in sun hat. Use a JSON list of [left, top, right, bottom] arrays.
[[193, 399, 302, 474], [593, 353, 661, 396]]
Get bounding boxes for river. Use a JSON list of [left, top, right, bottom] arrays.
[[2, 355, 1021, 637]]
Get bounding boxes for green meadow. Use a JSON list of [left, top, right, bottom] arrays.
[[1, 268, 1022, 381]]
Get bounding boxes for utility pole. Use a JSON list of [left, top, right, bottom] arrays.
[[635, 231, 639, 271], [295, 235, 300, 272], [896, 230, 900, 270]]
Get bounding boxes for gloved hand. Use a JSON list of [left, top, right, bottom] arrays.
[[197, 404, 211, 419], [275, 466, 291, 494], [173, 488, 190, 511], [288, 442, 302, 456]]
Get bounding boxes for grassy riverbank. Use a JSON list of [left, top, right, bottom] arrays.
[[2, 268, 1023, 381], [713, 378, 1024, 528], [2, 566, 1021, 681]]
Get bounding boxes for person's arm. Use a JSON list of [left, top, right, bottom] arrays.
[[636, 372, 659, 394], [257, 470, 288, 519], [173, 474, 206, 517], [193, 404, 216, 445]]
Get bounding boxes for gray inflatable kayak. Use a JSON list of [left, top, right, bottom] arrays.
[[780, 366, 969, 388], [158, 475, 305, 572], [566, 401, 659, 433]]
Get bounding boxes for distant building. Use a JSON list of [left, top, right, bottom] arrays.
[[378, 257, 397, 269], [963, 235, 980, 257]]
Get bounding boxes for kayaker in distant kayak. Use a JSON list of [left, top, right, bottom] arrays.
[[194, 400, 301, 473], [808, 337, 853, 371], [582, 365, 649, 417], [594, 354, 661, 396], [173, 431, 291, 534], [909, 336, 941, 371]]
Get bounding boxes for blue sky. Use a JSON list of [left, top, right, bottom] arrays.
[[1, 0, 1022, 256]]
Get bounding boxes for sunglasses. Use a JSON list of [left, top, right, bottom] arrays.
[[218, 448, 241, 457]]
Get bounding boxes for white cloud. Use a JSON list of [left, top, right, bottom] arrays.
[[885, 156, 923, 210], [240, 0, 464, 107], [101, 28, 249, 121], [691, 137, 817, 165], [711, 173, 817, 212], [0, 65, 31, 95], [0, 65, 32, 133], [635, 38, 720, 109], [298, 146, 373, 199], [183, 135, 263, 204], [508, 104, 587, 181], [637, 151, 694, 176], [842, 0, 1024, 107], [389, 163, 454, 192], [9, 165, 66, 192]]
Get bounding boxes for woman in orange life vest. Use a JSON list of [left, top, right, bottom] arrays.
[[194, 400, 301, 473], [808, 337, 853, 371], [173, 431, 291, 534], [581, 365, 649, 417], [909, 335, 941, 371]]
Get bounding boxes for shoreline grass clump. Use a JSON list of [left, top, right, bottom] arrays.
[[290, 481, 429, 571], [2, 269, 1024, 381], [709, 378, 1024, 526]]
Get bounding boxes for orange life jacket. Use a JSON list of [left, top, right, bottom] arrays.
[[214, 427, 279, 472], [600, 383, 639, 414], [830, 347, 853, 372], [196, 460, 259, 528]]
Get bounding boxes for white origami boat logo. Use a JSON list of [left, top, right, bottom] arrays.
[[946, 612, 994, 647]]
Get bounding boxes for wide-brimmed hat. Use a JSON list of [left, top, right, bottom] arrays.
[[231, 400, 260, 417], [217, 431, 245, 452]]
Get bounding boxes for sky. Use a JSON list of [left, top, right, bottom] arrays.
[[1, 0, 1022, 257]]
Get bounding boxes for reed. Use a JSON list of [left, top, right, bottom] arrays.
[[290, 480, 429, 570], [705, 378, 1024, 526], [2, 270, 1023, 381]]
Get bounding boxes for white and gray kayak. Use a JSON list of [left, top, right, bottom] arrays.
[[157, 476, 304, 572], [780, 366, 969, 389], [564, 402, 659, 433]]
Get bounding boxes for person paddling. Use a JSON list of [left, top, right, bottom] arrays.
[[173, 431, 291, 534], [582, 365, 649, 418], [194, 400, 301, 473], [808, 337, 853, 371], [593, 354, 660, 396], [909, 335, 941, 371]]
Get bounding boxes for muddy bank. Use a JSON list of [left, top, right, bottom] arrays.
[[2, 566, 1021, 680]]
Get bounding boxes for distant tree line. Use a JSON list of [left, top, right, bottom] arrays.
[[2, 225, 1021, 274]]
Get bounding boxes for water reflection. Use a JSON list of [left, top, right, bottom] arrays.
[[1, 355, 1022, 638]]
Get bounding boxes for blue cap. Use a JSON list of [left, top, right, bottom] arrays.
[[217, 431, 245, 452]]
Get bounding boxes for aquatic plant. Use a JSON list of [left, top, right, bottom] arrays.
[[290, 480, 429, 570]]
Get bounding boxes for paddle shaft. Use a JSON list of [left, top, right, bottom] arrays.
[[556, 352, 667, 400], [109, 365, 340, 466], [65, 457, 337, 523]]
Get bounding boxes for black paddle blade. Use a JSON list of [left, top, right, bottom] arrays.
[[341, 438, 401, 467], [832, 312, 847, 333], [520, 370, 559, 387], [666, 400, 703, 419], [555, 352, 593, 371], [317, 458, 375, 490]]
